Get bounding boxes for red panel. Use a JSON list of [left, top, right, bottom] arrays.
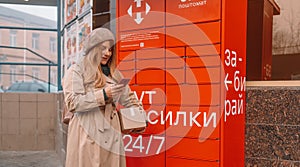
[[136, 70, 165, 84], [119, 28, 165, 51], [119, 51, 136, 61], [166, 57, 185, 69], [166, 137, 219, 161], [167, 157, 219, 167], [166, 0, 220, 26], [166, 84, 220, 106], [118, 0, 165, 31], [127, 153, 165, 167], [186, 67, 220, 84], [166, 22, 221, 47], [165, 106, 220, 139], [221, 0, 247, 166], [186, 44, 221, 57], [186, 56, 220, 68], [136, 48, 165, 60], [118, 60, 135, 71], [166, 47, 185, 58], [166, 69, 185, 85], [137, 59, 165, 70]]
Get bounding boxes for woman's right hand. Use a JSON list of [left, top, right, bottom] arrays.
[[105, 84, 125, 101]]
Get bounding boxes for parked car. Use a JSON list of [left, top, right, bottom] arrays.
[[6, 81, 57, 93]]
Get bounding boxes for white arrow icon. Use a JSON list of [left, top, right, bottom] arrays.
[[135, 12, 144, 24], [146, 3, 151, 15], [134, 0, 143, 7], [127, 5, 132, 17], [224, 73, 232, 91]]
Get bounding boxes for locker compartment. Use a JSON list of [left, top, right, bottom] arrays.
[[166, 69, 185, 85], [136, 59, 165, 70], [136, 70, 165, 85], [186, 44, 221, 57], [166, 84, 220, 106], [186, 67, 221, 84], [118, 51, 136, 61], [126, 152, 165, 167], [166, 57, 185, 69], [166, 21, 221, 47], [166, 47, 185, 58], [118, 60, 135, 71], [186, 56, 220, 68], [136, 48, 165, 60], [166, 137, 219, 161]]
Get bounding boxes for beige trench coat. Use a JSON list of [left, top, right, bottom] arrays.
[[63, 64, 142, 167]]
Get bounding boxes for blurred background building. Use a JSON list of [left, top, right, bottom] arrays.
[[0, 5, 57, 90]]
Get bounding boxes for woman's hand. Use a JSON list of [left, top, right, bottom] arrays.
[[105, 84, 125, 101]]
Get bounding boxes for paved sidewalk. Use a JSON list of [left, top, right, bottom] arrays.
[[0, 151, 63, 167]]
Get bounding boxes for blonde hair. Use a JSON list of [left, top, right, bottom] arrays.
[[79, 41, 116, 88]]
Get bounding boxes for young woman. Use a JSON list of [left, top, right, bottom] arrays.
[[63, 28, 144, 167]]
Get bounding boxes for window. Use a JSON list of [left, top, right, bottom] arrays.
[[10, 65, 16, 84], [49, 37, 56, 53], [10, 30, 17, 47], [32, 33, 40, 50], [32, 67, 39, 81]]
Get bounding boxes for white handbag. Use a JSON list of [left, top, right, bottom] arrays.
[[118, 107, 147, 132]]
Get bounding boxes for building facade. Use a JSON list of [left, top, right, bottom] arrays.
[[0, 6, 57, 89]]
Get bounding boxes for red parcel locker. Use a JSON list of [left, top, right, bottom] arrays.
[[117, 0, 247, 166]]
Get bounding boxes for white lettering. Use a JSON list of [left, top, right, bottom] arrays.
[[134, 91, 145, 103], [237, 98, 244, 114], [145, 91, 156, 104], [231, 51, 237, 67], [241, 76, 246, 91], [178, 0, 207, 9], [224, 98, 244, 122], [225, 100, 231, 122], [224, 49, 231, 66], [232, 99, 237, 115], [204, 112, 217, 128], [174, 111, 187, 126], [147, 110, 159, 124], [132, 135, 144, 153], [162, 111, 173, 125], [234, 71, 240, 91], [190, 112, 201, 127]]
